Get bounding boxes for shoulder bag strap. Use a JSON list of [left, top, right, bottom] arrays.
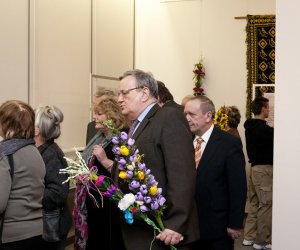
[[0, 154, 14, 243]]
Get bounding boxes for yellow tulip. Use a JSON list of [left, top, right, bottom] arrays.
[[149, 186, 158, 196], [137, 154, 141, 162], [120, 145, 129, 156], [119, 171, 127, 179], [137, 171, 144, 180]]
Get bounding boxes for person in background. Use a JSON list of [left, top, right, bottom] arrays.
[[114, 69, 199, 250], [225, 106, 242, 140], [0, 100, 45, 250], [34, 105, 72, 250], [184, 96, 247, 250], [242, 96, 273, 250], [181, 94, 194, 107], [77, 97, 128, 250], [86, 87, 116, 144], [157, 80, 182, 110]]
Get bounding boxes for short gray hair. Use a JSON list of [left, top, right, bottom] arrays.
[[35, 105, 64, 142], [120, 69, 158, 99], [189, 96, 215, 115]]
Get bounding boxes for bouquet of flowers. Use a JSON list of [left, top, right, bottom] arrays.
[[213, 106, 229, 130], [193, 59, 206, 96], [61, 130, 176, 250]]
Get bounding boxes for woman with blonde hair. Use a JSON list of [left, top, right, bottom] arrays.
[[75, 97, 128, 250], [34, 105, 72, 250], [0, 100, 45, 250]]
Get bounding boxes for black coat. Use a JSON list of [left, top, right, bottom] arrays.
[[196, 126, 247, 240], [38, 142, 72, 238]]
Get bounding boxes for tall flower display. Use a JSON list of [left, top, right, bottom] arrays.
[[193, 59, 206, 96]]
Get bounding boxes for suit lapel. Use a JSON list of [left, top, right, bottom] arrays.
[[132, 104, 160, 141]]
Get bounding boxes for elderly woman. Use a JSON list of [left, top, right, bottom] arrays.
[[34, 105, 72, 250], [75, 96, 128, 250], [0, 100, 45, 250]]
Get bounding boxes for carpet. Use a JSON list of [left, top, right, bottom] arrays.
[[246, 15, 275, 118]]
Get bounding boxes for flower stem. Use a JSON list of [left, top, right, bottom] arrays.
[[154, 215, 177, 250]]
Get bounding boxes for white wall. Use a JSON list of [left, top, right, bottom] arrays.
[[0, 0, 29, 103], [273, 1, 300, 249], [29, 0, 92, 150], [135, 0, 275, 142]]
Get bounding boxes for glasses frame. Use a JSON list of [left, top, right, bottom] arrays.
[[118, 87, 142, 96]]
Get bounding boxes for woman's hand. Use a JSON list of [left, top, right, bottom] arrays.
[[92, 145, 113, 171]]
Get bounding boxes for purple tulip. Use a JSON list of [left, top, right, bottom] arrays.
[[144, 196, 151, 204], [138, 163, 146, 170], [119, 158, 126, 165], [140, 185, 148, 195], [151, 201, 159, 210], [130, 180, 140, 189], [126, 170, 134, 179], [135, 192, 144, 201], [140, 205, 149, 212], [113, 146, 120, 155], [158, 196, 166, 206], [127, 138, 135, 146], [129, 155, 137, 162], [120, 132, 128, 140], [112, 136, 119, 144], [157, 188, 162, 195], [118, 164, 125, 170], [145, 169, 151, 175]]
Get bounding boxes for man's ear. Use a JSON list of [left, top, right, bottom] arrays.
[[205, 111, 213, 121], [141, 87, 151, 102]]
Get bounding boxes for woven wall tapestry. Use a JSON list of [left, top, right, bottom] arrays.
[[246, 15, 275, 118]]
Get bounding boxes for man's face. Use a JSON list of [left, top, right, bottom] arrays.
[[184, 99, 212, 136], [262, 103, 270, 119], [117, 75, 143, 120]]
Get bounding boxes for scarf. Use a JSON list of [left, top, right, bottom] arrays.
[[0, 138, 35, 158], [73, 133, 113, 250]]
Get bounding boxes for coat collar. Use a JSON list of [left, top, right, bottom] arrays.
[[132, 104, 160, 141]]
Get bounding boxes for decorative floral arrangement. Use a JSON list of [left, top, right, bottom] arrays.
[[61, 129, 176, 250], [193, 59, 206, 96], [213, 106, 229, 130]]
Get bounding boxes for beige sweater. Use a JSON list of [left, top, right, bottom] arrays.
[[0, 145, 46, 243]]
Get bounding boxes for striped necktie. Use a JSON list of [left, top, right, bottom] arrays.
[[194, 137, 204, 168], [128, 119, 139, 138]]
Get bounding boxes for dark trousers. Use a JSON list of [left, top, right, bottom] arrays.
[[192, 236, 234, 250], [0, 235, 43, 250], [42, 239, 66, 250]]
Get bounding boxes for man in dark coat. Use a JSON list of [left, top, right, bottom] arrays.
[[184, 96, 247, 250], [157, 80, 183, 111], [115, 69, 200, 250]]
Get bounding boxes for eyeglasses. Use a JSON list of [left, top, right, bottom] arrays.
[[118, 87, 142, 96]]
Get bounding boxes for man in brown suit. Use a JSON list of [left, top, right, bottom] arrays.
[[115, 69, 199, 250]]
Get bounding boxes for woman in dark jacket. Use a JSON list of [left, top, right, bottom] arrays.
[[34, 105, 72, 250], [77, 96, 128, 250]]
